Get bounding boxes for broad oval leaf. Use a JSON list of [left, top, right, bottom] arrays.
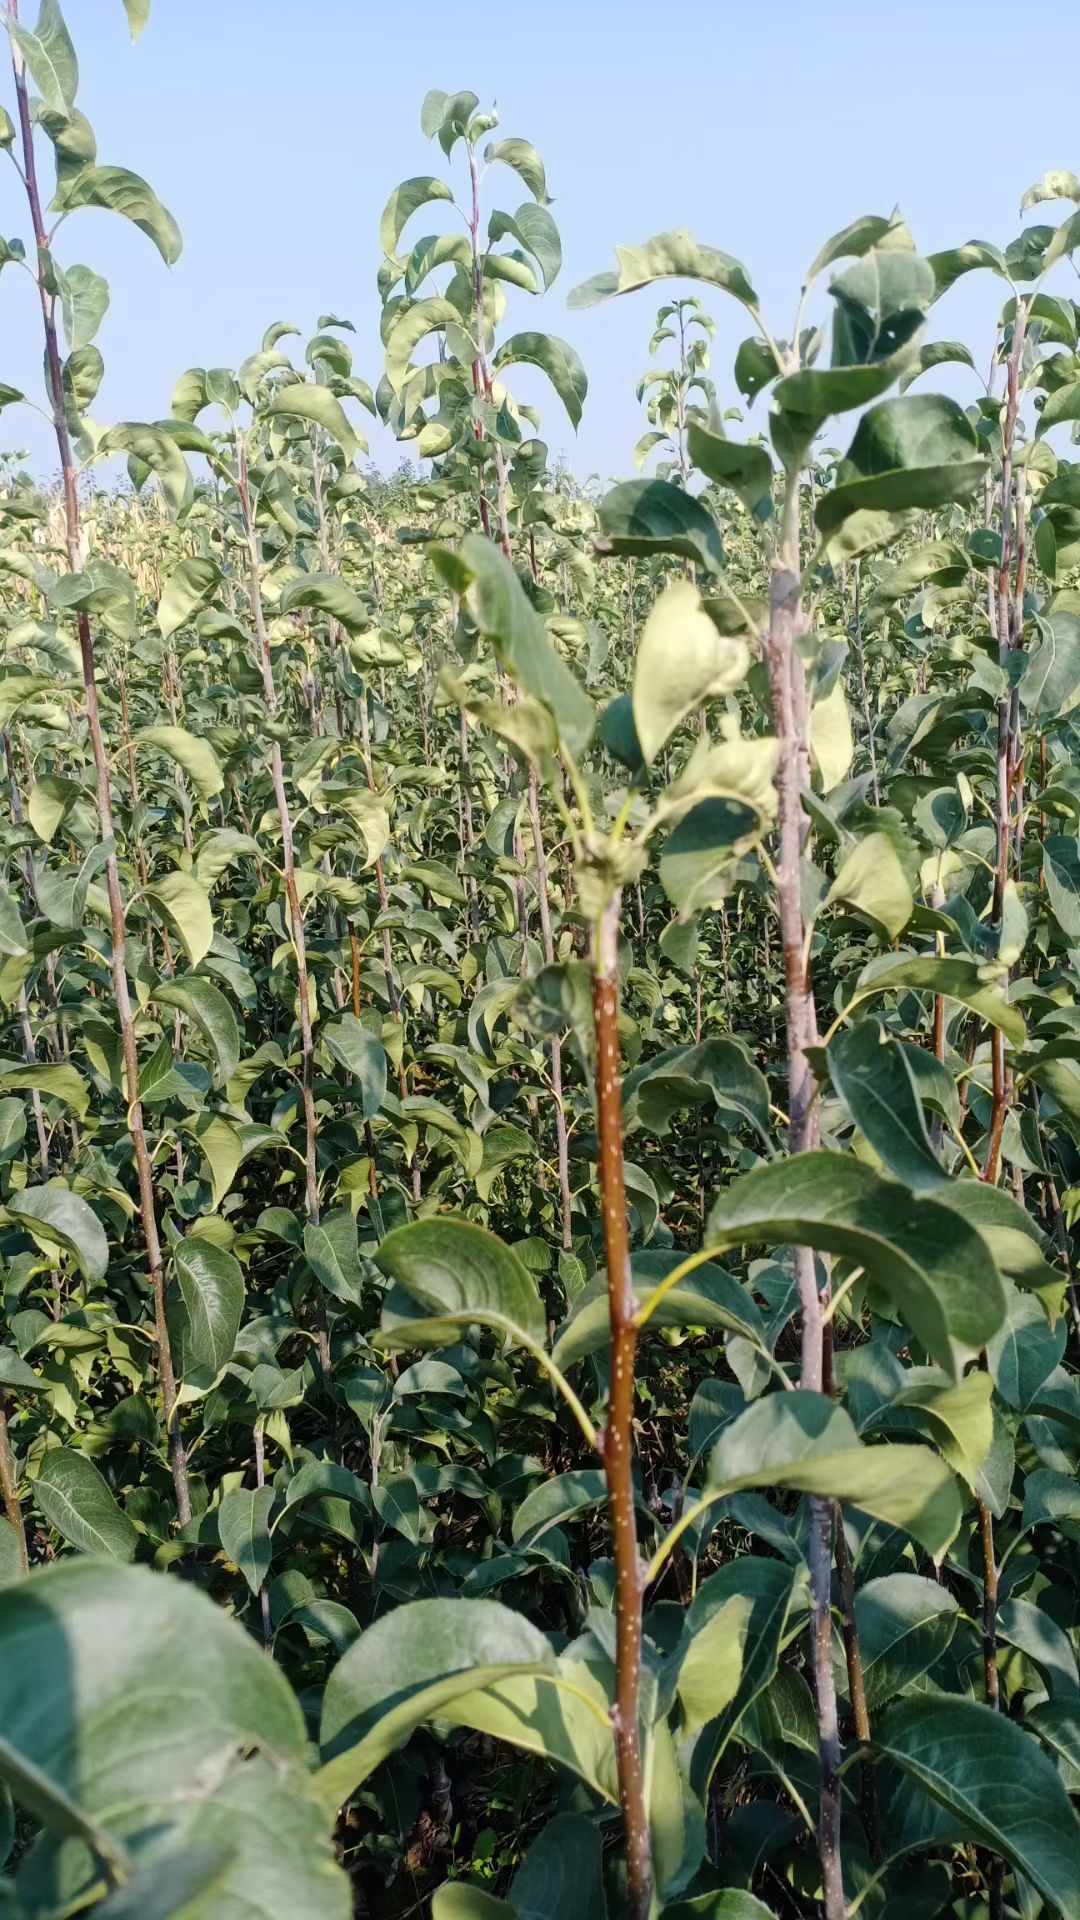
[[217, 1485, 274, 1595], [697, 1153, 1007, 1373], [318, 1597, 556, 1805], [878, 1695, 1080, 1913], [376, 1216, 546, 1349], [174, 1238, 244, 1375], [34, 1449, 138, 1561], [633, 580, 749, 766], [6, 1185, 107, 1281]]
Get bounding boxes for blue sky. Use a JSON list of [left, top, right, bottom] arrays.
[[4, 0, 1080, 483]]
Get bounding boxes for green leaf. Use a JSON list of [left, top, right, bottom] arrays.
[[376, 1216, 546, 1349], [853, 1573, 958, 1709], [48, 557, 134, 638], [0, 1345, 42, 1392], [771, 352, 917, 460], [509, 1814, 607, 1920], [434, 1886, 514, 1919], [137, 724, 223, 802], [489, 203, 561, 290], [622, 1037, 772, 1146], [1021, 1468, 1080, 1535], [484, 138, 549, 204], [828, 247, 934, 363], [816, 395, 987, 562], [304, 1210, 363, 1307], [279, 571, 371, 633], [94, 1850, 231, 1920], [1022, 170, 1080, 211], [806, 213, 906, 283], [809, 678, 854, 788], [999, 1596, 1079, 1699], [1021, 612, 1080, 719], [658, 796, 764, 915], [663, 1898, 776, 1920], [555, 1252, 762, 1369], [632, 579, 749, 766], [322, 1015, 387, 1118], [826, 831, 912, 937], [861, 1364, 995, 1495], [492, 333, 587, 429], [318, 1597, 557, 1805], [511, 1469, 608, 1547], [687, 417, 773, 516], [682, 1560, 805, 1791], [570, 229, 757, 312], [379, 175, 453, 256], [848, 952, 1026, 1047], [217, 1486, 273, 1594], [384, 297, 468, 392], [265, 382, 362, 462], [701, 1391, 959, 1555], [1045, 210, 1080, 274], [829, 1016, 945, 1189], [1036, 382, 1080, 438], [60, 343, 102, 418], [933, 1183, 1058, 1302], [1043, 835, 1080, 937], [157, 556, 221, 640], [926, 239, 1009, 299], [188, 1112, 243, 1210], [0, 889, 27, 960], [440, 534, 594, 758], [63, 166, 181, 266], [0, 1062, 89, 1120], [987, 1283, 1066, 1412], [122, 0, 151, 40], [0, 1561, 345, 1916], [9, 0, 78, 114], [34, 1449, 138, 1561], [98, 422, 192, 517], [373, 1473, 421, 1544], [6, 1184, 107, 1280], [52, 263, 106, 357], [153, 975, 239, 1086], [174, 1239, 244, 1375], [146, 870, 214, 968], [877, 1696, 1080, 1914], [597, 477, 725, 576], [700, 1152, 1007, 1373], [898, 340, 978, 392], [0, 1520, 22, 1582]]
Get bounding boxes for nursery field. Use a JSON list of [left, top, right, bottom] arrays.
[[6, 4, 1080, 1918]]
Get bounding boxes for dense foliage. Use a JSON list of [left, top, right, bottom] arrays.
[[5, 8, 1080, 1919]]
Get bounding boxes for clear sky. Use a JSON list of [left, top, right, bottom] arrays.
[[4, 0, 1080, 484]]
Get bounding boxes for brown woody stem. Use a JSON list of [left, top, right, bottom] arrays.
[[592, 891, 651, 1920]]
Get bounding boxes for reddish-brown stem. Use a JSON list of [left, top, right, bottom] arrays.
[[592, 894, 651, 1920], [978, 1479, 1000, 1712]]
